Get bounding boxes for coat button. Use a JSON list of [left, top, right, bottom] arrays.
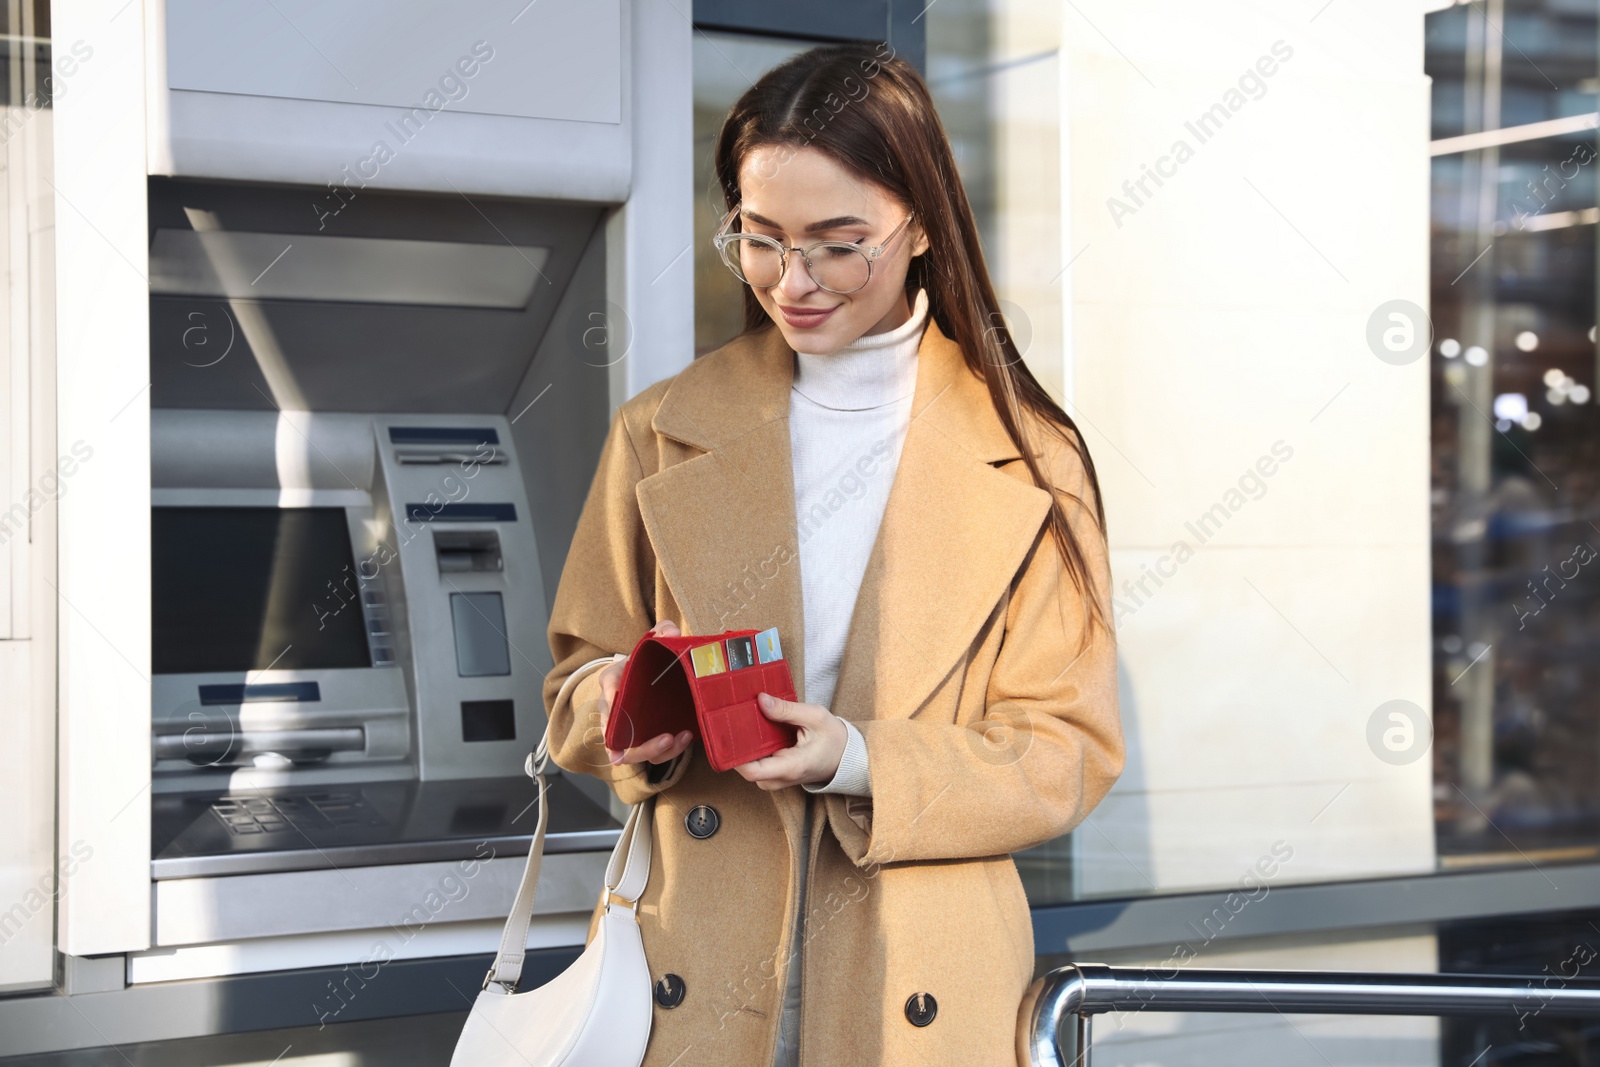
[[904, 991, 937, 1026], [654, 973, 686, 1008], [684, 804, 720, 839]]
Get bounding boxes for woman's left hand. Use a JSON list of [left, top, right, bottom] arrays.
[[733, 693, 849, 790]]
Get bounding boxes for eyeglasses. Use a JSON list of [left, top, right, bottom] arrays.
[[712, 203, 916, 295]]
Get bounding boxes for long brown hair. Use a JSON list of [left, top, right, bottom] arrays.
[[712, 42, 1112, 641]]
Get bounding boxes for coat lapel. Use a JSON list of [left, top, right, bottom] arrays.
[[637, 326, 806, 688], [638, 326, 809, 837], [827, 318, 1053, 728]]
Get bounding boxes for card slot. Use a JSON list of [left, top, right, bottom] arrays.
[[698, 674, 735, 708], [701, 703, 751, 772], [699, 698, 794, 771], [760, 662, 795, 700], [702, 706, 740, 768], [729, 670, 763, 702]]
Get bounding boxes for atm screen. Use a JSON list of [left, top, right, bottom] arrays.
[[152, 506, 374, 675]]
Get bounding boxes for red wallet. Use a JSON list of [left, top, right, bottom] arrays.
[[604, 627, 799, 772]]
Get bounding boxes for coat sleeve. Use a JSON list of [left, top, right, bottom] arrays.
[[821, 431, 1124, 865], [543, 400, 693, 805]]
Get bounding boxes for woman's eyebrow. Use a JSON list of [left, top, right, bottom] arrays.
[[742, 209, 871, 233]]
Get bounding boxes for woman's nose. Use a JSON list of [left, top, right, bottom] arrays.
[[776, 248, 819, 300]]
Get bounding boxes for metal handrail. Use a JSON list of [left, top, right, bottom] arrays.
[[1018, 963, 1600, 1067]]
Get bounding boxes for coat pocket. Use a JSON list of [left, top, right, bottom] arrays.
[[844, 794, 872, 833]]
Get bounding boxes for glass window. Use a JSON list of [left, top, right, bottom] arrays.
[[1426, 0, 1600, 869], [692, 31, 814, 358], [0, 0, 62, 993], [924, 0, 1072, 900]]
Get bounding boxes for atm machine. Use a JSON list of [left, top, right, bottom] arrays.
[[128, 177, 628, 985], [138, 403, 634, 978], [147, 411, 602, 873]]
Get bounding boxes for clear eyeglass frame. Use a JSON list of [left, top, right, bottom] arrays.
[[712, 203, 917, 295]]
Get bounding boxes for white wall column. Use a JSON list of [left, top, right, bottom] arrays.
[[1063, 2, 1436, 895], [608, 0, 694, 406], [54, 0, 153, 956]]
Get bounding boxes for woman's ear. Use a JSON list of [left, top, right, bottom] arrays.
[[911, 223, 930, 259]]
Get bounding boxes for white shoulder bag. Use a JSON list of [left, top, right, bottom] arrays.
[[450, 653, 656, 1066]]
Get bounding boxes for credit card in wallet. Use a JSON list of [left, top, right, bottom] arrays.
[[725, 635, 755, 670], [754, 627, 782, 663], [690, 642, 726, 677]]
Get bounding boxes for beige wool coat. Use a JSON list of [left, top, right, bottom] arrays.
[[542, 312, 1125, 1067]]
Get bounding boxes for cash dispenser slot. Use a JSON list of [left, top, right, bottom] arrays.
[[396, 449, 507, 466], [389, 425, 506, 466], [405, 502, 518, 523], [152, 727, 366, 761], [434, 529, 504, 573]]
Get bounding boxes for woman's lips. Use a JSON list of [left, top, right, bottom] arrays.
[[778, 303, 839, 328]]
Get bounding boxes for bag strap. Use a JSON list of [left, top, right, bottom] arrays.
[[484, 652, 643, 992]]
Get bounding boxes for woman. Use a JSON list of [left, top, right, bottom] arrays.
[[543, 42, 1124, 1067]]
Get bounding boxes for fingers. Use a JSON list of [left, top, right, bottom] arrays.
[[755, 692, 819, 725], [597, 652, 630, 726], [734, 749, 804, 789], [610, 730, 693, 766], [735, 704, 847, 789], [650, 730, 693, 763], [651, 619, 681, 637]]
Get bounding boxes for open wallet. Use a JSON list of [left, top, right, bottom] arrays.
[[604, 627, 799, 772]]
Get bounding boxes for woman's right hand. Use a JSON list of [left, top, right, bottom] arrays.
[[600, 619, 695, 767]]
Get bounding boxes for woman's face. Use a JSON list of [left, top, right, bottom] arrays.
[[734, 145, 929, 356]]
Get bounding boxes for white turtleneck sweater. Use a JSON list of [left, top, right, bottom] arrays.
[[771, 287, 928, 1067]]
